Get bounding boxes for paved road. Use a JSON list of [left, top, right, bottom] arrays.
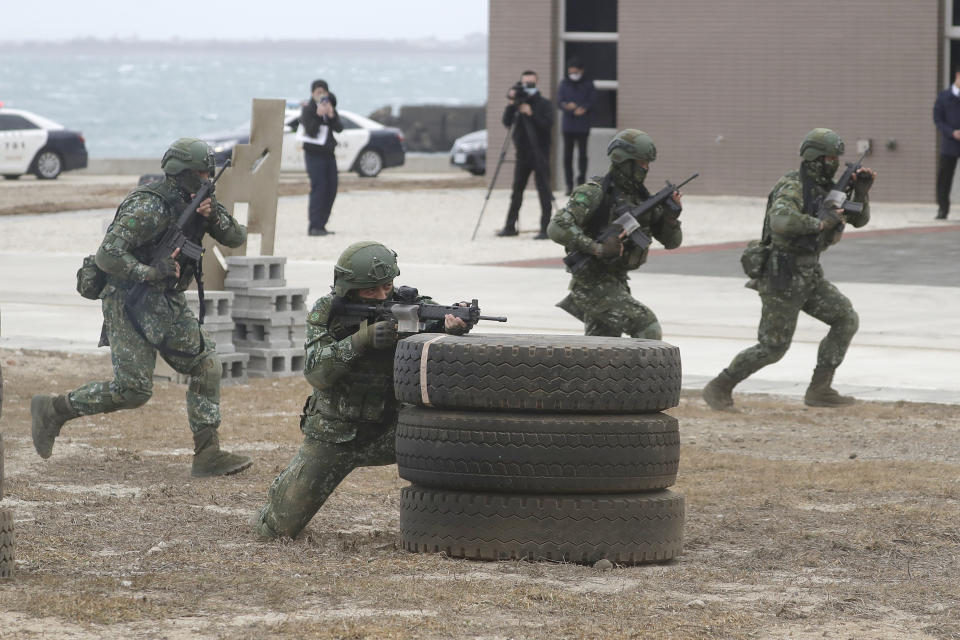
[[494, 223, 960, 287]]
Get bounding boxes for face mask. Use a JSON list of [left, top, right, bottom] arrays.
[[175, 170, 205, 195], [568, 72, 582, 81], [821, 157, 840, 179], [633, 164, 648, 185]]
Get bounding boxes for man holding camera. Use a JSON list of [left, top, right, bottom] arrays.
[[497, 70, 554, 239], [298, 79, 343, 236]]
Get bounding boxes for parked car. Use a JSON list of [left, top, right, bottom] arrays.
[[0, 107, 88, 180], [450, 129, 486, 175], [203, 105, 405, 177]]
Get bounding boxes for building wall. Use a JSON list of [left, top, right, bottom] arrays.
[[489, 0, 942, 203], [617, 0, 939, 202], [487, 0, 558, 195]]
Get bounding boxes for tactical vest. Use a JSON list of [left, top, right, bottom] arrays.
[[116, 179, 203, 291], [581, 174, 653, 273]]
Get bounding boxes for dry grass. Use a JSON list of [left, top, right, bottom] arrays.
[[0, 349, 958, 639]]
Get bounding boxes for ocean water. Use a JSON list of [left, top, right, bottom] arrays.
[[0, 41, 486, 158]]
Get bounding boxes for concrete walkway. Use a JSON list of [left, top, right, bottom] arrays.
[[1, 185, 958, 405]]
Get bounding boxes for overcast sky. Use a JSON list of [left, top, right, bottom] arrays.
[[2, 0, 488, 41]]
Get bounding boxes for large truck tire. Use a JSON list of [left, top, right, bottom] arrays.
[[396, 407, 680, 493], [0, 508, 13, 579], [394, 334, 681, 413], [400, 486, 684, 565]]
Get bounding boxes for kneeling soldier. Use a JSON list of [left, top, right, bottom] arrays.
[[251, 241, 468, 540]]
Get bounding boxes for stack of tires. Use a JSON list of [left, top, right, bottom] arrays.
[[393, 334, 685, 565]]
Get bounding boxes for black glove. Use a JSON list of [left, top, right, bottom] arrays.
[[592, 235, 623, 258], [146, 256, 179, 284], [351, 319, 399, 353], [853, 170, 874, 196]]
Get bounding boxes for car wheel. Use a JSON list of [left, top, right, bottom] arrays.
[[1, 175, 20, 181], [33, 150, 63, 180], [356, 149, 383, 177], [468, 167, 485, 176]]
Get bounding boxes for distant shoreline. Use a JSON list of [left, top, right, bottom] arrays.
[[0, 37, 487, 54]]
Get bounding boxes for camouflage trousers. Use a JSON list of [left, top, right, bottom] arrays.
[[67, 287, 221, 434], [254, 421, 396, 539], [725, 263, 858, 382], [560, 272, 662, 339]]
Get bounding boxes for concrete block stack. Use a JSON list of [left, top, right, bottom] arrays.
[[224, 256, 308, 378]]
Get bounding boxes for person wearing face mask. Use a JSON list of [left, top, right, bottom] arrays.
[[298, 79, 343, 236], [556, 57, 596, 196], [30, 138, 252, 477], [250, 241, 470, 540], [703, 128, 877, 411], [547, 129, 683, 339], [498, 70, 555, 240]]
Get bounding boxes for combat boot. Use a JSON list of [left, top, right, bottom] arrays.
[[804, 366, 855, 407], [702, 370, 739, 411], [30, 394, 78, 459], [191, 428, 253, 477]]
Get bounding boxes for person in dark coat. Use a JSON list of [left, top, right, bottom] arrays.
[[933, 69, 960, 220], [498, 70, 555, 239], [298, 79, 344, 235], [557, 58, 597, 195]]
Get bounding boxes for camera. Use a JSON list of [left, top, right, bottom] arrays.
[[507, 81, 534, 105], [319, 96, 330, 104]]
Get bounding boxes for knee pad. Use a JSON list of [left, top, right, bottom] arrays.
[[188, 353, 222, 397], [639, 321, 663, 341], [839, 310, 859, 337], [115, 386, 151, 409]]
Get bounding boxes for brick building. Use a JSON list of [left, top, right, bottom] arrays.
[[487, 0, 958, 203]]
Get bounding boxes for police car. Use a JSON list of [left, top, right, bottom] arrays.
[[0, 106, 88, 180], [204, 105, 405, 177]]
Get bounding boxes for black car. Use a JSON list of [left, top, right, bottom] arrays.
[[449, 129, 486, 176]]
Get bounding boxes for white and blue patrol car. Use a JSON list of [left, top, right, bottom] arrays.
[[204, 106, 405, 177], [0, 107, 88, 180]]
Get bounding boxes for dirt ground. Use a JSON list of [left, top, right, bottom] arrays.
[[0, 173, 485, 216], [0, 349, 958, 639]]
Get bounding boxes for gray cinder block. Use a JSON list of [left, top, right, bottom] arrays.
[[244, 347, 305, 378], [224, 256, 287, 290]]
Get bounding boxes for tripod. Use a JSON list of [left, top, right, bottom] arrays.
[[470, 107, 558, 241]]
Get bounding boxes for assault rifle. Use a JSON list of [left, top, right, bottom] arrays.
[[797, 151, 869, 252], [125, 160, 231, 323], [329, 286, 507, 334], [562, 173, 698, 274]]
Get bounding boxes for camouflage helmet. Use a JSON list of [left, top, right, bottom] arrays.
[[333, 241, 400, 297], [607, 129, 657, 164], [161, 138, 216, 176], [799, 128, 845, 161]]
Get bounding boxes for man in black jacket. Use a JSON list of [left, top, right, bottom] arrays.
[[498, 70, 554, 239], [933, 68, 960, 220], [298, 79, 344, 235]]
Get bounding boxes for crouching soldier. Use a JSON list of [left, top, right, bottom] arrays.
[[251, 241, 469, 540], [30, 138, 252, 477]]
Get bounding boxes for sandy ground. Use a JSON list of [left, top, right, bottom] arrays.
[[0, 350, 958, 639]]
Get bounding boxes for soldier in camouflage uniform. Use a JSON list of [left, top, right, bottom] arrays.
[[30, 138, 253, 477], [251, 241, 468, 540], [703, 129, 877, 410], [547, 129, 683, 338]]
